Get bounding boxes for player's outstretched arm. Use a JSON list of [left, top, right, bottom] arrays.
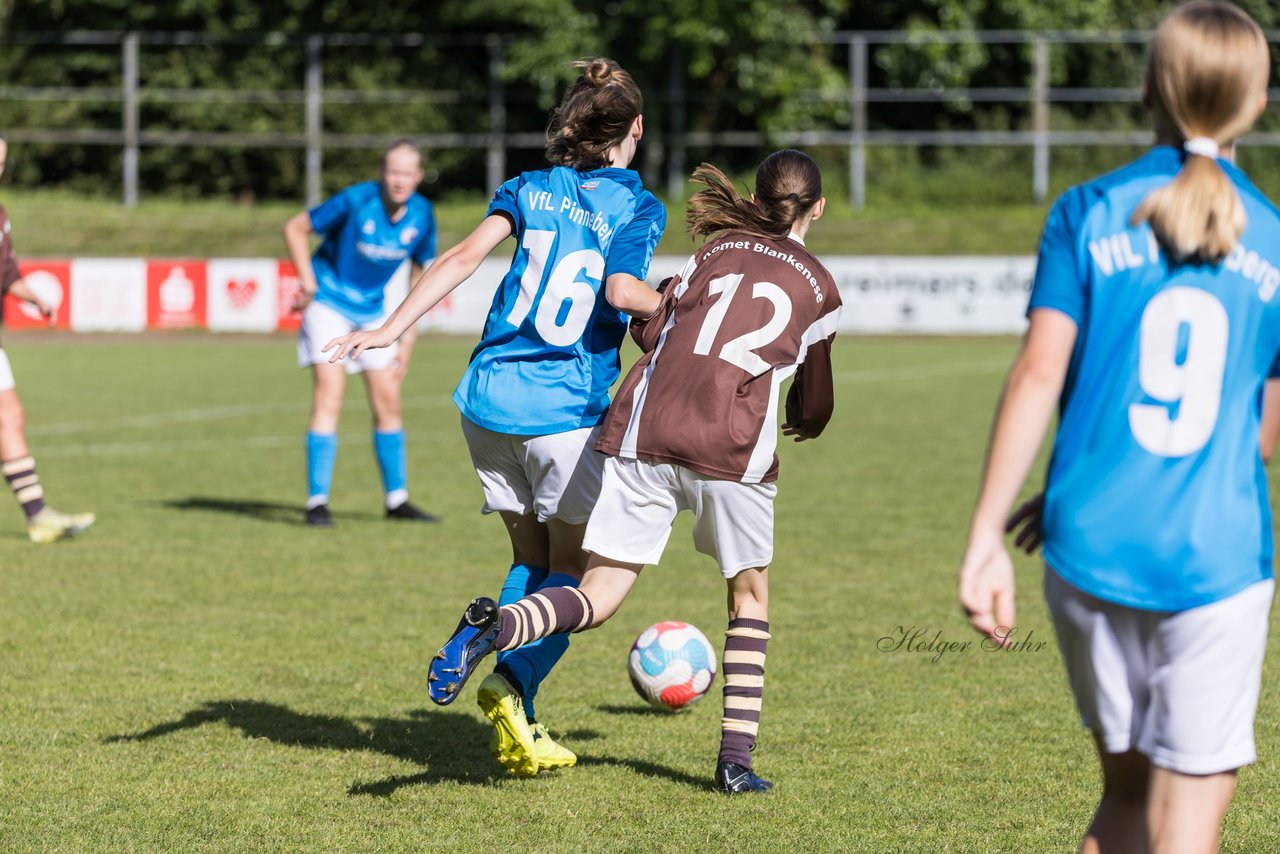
[[325, 215, 511, 362], [5, 278, 53, 320], [959, 309, 1075, 644]]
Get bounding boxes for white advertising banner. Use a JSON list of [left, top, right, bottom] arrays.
[[69, 258, 147, 331], [207, 259, 280, 332], [27, 255, 1040, 336], [824, 255, 1037, 334]]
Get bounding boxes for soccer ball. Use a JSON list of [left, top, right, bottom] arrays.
[[627, 621, 717, 711]]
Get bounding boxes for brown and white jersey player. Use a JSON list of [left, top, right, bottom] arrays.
[[597, 228, 841, 483]]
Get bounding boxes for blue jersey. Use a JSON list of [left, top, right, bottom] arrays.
[[1032, 146, 1280, 612], [308, 181, 437, 324], [453, 166, 666, 435]]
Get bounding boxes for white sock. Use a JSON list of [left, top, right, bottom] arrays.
[[306, 494, 329, 510], [386, 489, 409, 510]]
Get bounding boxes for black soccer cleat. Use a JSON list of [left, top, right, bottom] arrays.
[[427, 597, 502, 705], [305, 504, 335, 527], [386, 501, 440, 523], [716, 761, 774, 794]]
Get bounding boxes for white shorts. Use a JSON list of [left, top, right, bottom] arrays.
[[583, 456, 776, 578], [297, 300, 398, 374], [460, 415, 604, 524], [0, 349, 13, 392], [1045, 566, 1273, 775]]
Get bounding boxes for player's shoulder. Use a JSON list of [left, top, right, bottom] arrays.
[[341, 180, 381, 205], [1225, 162, 1280, 236]]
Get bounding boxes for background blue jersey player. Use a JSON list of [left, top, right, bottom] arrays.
[[283, 139, 439, 527], [959, 3, 1277, 850], [326, 58, 664, 777]]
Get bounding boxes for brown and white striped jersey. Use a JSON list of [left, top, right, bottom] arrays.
[[0, 206, 22, 330], [596, 230, 842, 484]]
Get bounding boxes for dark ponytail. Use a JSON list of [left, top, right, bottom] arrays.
[[687, 150, 822, 241], [545, 58, 643, 171]]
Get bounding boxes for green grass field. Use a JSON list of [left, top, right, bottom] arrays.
[[2, 333, 1280, 853]]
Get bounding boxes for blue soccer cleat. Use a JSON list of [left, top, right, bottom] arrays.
[[427, 597, 502, 705], [716, 761, 774, 794]]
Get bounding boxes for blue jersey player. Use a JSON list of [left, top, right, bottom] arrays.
[[326, 58, 665, 777], [959, 3, 1275, 850], [283, 139, 439, 527]]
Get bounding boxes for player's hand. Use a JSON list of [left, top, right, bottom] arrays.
[[292, 288, 316, 313], [1005, 492, 1045, 554], [781, 422, 810, 442], [31, 298, 55, 324], [324, 328, 394, 362], [958, 530, 1016, 646]]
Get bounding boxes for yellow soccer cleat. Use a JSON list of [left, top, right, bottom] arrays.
[[27, 507, 95, 544], [531, 722, 576, 771], [476, 672, 538, 778]]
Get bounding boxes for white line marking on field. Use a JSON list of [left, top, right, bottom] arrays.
[[28, 397, 455, 438], [834, 358, 1010, 385], [30, 402, 300, 437], [35, 435, 297, 458]]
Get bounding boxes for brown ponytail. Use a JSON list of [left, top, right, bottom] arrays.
[[545, 58, 643, 171], [687, 149, 823, 241], [1131, 1, 1268, 263]]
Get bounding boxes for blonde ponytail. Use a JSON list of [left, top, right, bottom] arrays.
[[1131, 1, 1268, 264]]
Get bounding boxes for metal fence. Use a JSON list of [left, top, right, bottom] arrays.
[[3, 29, 1279, 207]]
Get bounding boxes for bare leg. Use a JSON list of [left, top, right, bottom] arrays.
[[0, 388, 29, 460], [362, 367, 402, 433], [1147, 766, 1236, 854], [499, 510, 550, 569], [308, 361, 346, 434], [546, 519, 588, 580], [1081, 737, 1150, 854], [576, 553, 644, 627]]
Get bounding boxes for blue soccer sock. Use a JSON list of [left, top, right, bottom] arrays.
[[306, 432, 338, 509], [495, 562, 549, 718], [373, 429, 408, 509], [495, 571, 579, 721]]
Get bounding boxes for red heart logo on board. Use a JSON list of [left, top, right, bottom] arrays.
[[227, 278, 257, 310]]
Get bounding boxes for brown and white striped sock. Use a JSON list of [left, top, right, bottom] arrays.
[[3, 456, 46, 519], [495, 585, 595, 651], [719, 618, 770, 769]]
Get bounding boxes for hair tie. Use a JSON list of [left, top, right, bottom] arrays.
[[1183, 137, 1220, 159], [785, 192, 801, 202]]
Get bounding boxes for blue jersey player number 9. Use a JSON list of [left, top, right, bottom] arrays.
[[506, 229, 604, 347], [1131, 287, 1229, 457]]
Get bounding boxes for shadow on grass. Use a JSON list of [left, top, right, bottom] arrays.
[[106, 699, 711, 795], [105, 699, 501, 792], [160, 496, 384, 525], [576, 755, 714, 791]]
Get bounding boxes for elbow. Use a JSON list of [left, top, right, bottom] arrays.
[[1007, 352, 1066, 395], [606, 275, 658, 316], [1263, 443, 1274, 465]]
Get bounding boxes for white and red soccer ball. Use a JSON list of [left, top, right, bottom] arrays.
[[628, 621, 717, 711]]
